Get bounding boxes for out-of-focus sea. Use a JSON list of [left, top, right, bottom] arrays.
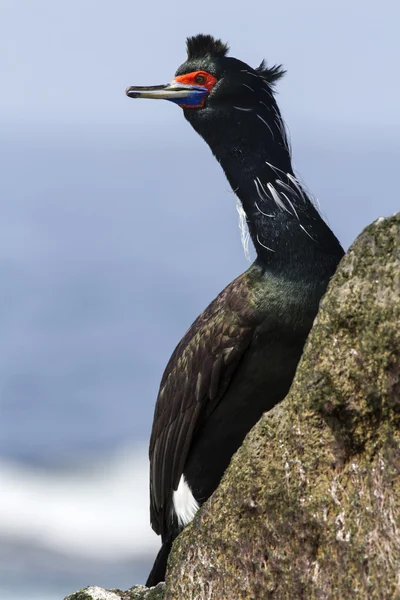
[[0, 447, 157, 600]]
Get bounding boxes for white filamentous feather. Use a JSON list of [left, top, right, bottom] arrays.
[[256, 113, 274, 138], [241, 83, 255, 92], [259, 100, 271, 113], [173, 475, 200, 527], [280, 192, 299, 220], [265, 160, 286, 177], [255, 201, 274, 218], [271, 106, 291, 153], [290, 168, 323, 214], [256, 233, 275, 253], [239, 69, 260, 79], [255, 176, 272, 200], [275, 178, 294, 194], [267, 182, 291, 214], [254, 177, 266, 201], [287, 173, 307, 203], [236, 197, 251, 261], [299, 223, 318, 243], [233, 105, 253, 112]]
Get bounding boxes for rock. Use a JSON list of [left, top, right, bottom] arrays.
[[65, 213, 400, 599], [166, 213, 400, 599], [64, 583, 165, 600]]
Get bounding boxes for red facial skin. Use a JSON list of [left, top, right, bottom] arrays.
[[173, 71, 217, 109]]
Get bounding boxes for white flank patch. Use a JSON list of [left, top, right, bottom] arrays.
[[173, 475, 200, 527], [236, 198, 251, 261]]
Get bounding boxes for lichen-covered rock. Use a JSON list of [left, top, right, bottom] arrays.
[[165, 213, 400, 599], [64, 583, 165, 600]]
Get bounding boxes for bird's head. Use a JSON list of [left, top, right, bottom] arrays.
[[126, 34, 286, 143]]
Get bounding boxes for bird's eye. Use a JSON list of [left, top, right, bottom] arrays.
[[194, 74, 207, 85]]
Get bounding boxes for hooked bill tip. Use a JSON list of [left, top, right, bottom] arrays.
[[125, 87, 139, 98]]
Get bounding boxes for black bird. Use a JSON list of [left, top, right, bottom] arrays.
[[126, 34, 344, 586]]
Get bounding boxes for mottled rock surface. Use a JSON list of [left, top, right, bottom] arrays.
[[64, 583, 165, 600], [167, 213, 400, 599], [65, 213, 400, 600]]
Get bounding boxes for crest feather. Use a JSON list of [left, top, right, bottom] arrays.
[[256, 59, 286, 85], [186, 34, 229, 60]]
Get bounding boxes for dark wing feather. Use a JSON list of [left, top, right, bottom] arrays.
[[149, 270, 261, 537]]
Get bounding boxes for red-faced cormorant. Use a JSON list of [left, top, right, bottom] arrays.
[[126, 34, 344, 586]]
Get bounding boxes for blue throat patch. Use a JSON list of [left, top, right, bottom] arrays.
[[168, 87, 208, 107]]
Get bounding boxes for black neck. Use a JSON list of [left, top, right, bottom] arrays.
[[186, 97, 343, 280]]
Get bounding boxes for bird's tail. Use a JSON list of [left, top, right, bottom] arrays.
[[146, 538, 174, 587]]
